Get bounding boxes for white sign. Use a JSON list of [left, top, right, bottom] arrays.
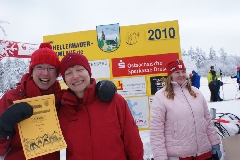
[[114, 76, 146, 97], [89, 59, 110, 79], [125, 96, 149, 128]]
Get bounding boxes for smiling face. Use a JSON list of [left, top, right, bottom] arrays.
[[171, 70, 187, 85], [32, 63, 58, 91], [64, 65, 91, 98]]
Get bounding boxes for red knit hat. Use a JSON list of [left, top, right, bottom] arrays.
[[237, 66, 240, 70], [59, 52, 92, 81], [29, 43, 60, 74], [166, 59, 186, 76]]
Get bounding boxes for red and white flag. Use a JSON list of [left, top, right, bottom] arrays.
[[0, 40, 38, 61]]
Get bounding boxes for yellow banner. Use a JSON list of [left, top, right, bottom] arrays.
[[43, 20, 181, 61], [44, 20, 182, 130]]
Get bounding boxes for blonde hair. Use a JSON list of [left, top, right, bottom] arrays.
[[164, 76, 197, 99]]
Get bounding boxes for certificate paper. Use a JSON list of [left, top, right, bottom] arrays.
[[14, 94, 67, 159]]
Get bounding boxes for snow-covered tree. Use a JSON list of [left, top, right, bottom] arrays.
[[181, 46, 240, 76], [195, 47, 207, 68], [181, 48, 187, 56], [187, 47, 195, 58], [219, 47, 227, 61], [209, 46, 218, 61]]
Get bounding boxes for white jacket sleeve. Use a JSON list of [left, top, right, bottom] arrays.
[[150, 91, 168, 160]]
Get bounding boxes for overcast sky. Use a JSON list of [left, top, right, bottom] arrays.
[[1, 0, 240, 56]]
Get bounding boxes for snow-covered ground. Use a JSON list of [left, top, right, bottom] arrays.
[[0, 77, 239, 160]]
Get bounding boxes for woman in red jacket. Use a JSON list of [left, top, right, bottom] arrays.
[[0, 43, 62, 160], [0, 43, 116, 160], [58, 52, 144, 160]]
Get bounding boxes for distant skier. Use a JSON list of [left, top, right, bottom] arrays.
[[231, 66, 240, 91], [209, 80, 223, 102], [207, 66, 221, 84], [207, 66, 222, 101], [191, 70, 200, 89], [189, 73, 193, 81]]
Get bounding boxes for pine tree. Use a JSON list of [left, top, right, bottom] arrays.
[[219, 47, 227, 61], [195, 47, 207, 68], [209, 46, 217, 61], [181, 48, 187, 56], [187, 47, 195, 58]]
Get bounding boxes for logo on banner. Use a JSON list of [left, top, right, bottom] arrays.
[[111, 53, 179, 77], [96, 23, 120, 52], [118, 60, 125, 68], [113, 80, 123, 90], [125, 31, 140, 45]]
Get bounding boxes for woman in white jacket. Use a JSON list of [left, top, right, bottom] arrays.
[[150, 59, 221, 160]]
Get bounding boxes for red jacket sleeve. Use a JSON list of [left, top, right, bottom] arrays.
[[0, 89, 18, 155], [54, 89, 66, 111], [115, 94, 144, 160], [0, 138, 11, 155]]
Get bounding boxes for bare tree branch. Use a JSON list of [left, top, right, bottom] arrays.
[[0, 20, 9, 36]]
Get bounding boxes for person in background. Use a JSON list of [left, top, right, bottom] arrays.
[[209, 80, 223, 102], [207, 66, 222, 84], [150, 59, 221, 160], [189, 73, 192, 81], [207, 66, 222, 101], [0, 43, 116, 160], [191, 70, 200, 89], [231, 66, 240, 91], [56, 52, 143, 160]]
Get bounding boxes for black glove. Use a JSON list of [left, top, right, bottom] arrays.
[[211, 153, 220, 160], [0, 102, 33, 139], [96, 80, 117, 102]]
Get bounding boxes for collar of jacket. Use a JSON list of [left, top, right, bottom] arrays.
[[61, 78, 97, 113], [171, 80, 188, 89]]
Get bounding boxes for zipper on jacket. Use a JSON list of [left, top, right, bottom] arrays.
[[180, 86, 199, 154]]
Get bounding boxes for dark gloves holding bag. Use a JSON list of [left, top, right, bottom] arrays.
[[96, 80, 117, 102], [0, 102, 33, 139], [211, 144, 222, 160]]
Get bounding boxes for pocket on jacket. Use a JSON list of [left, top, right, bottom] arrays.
[[60, 118, 82, 132], [196, 118, 208, 134], [172, 122, 178, 139], [91, 116, 120, 129]]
